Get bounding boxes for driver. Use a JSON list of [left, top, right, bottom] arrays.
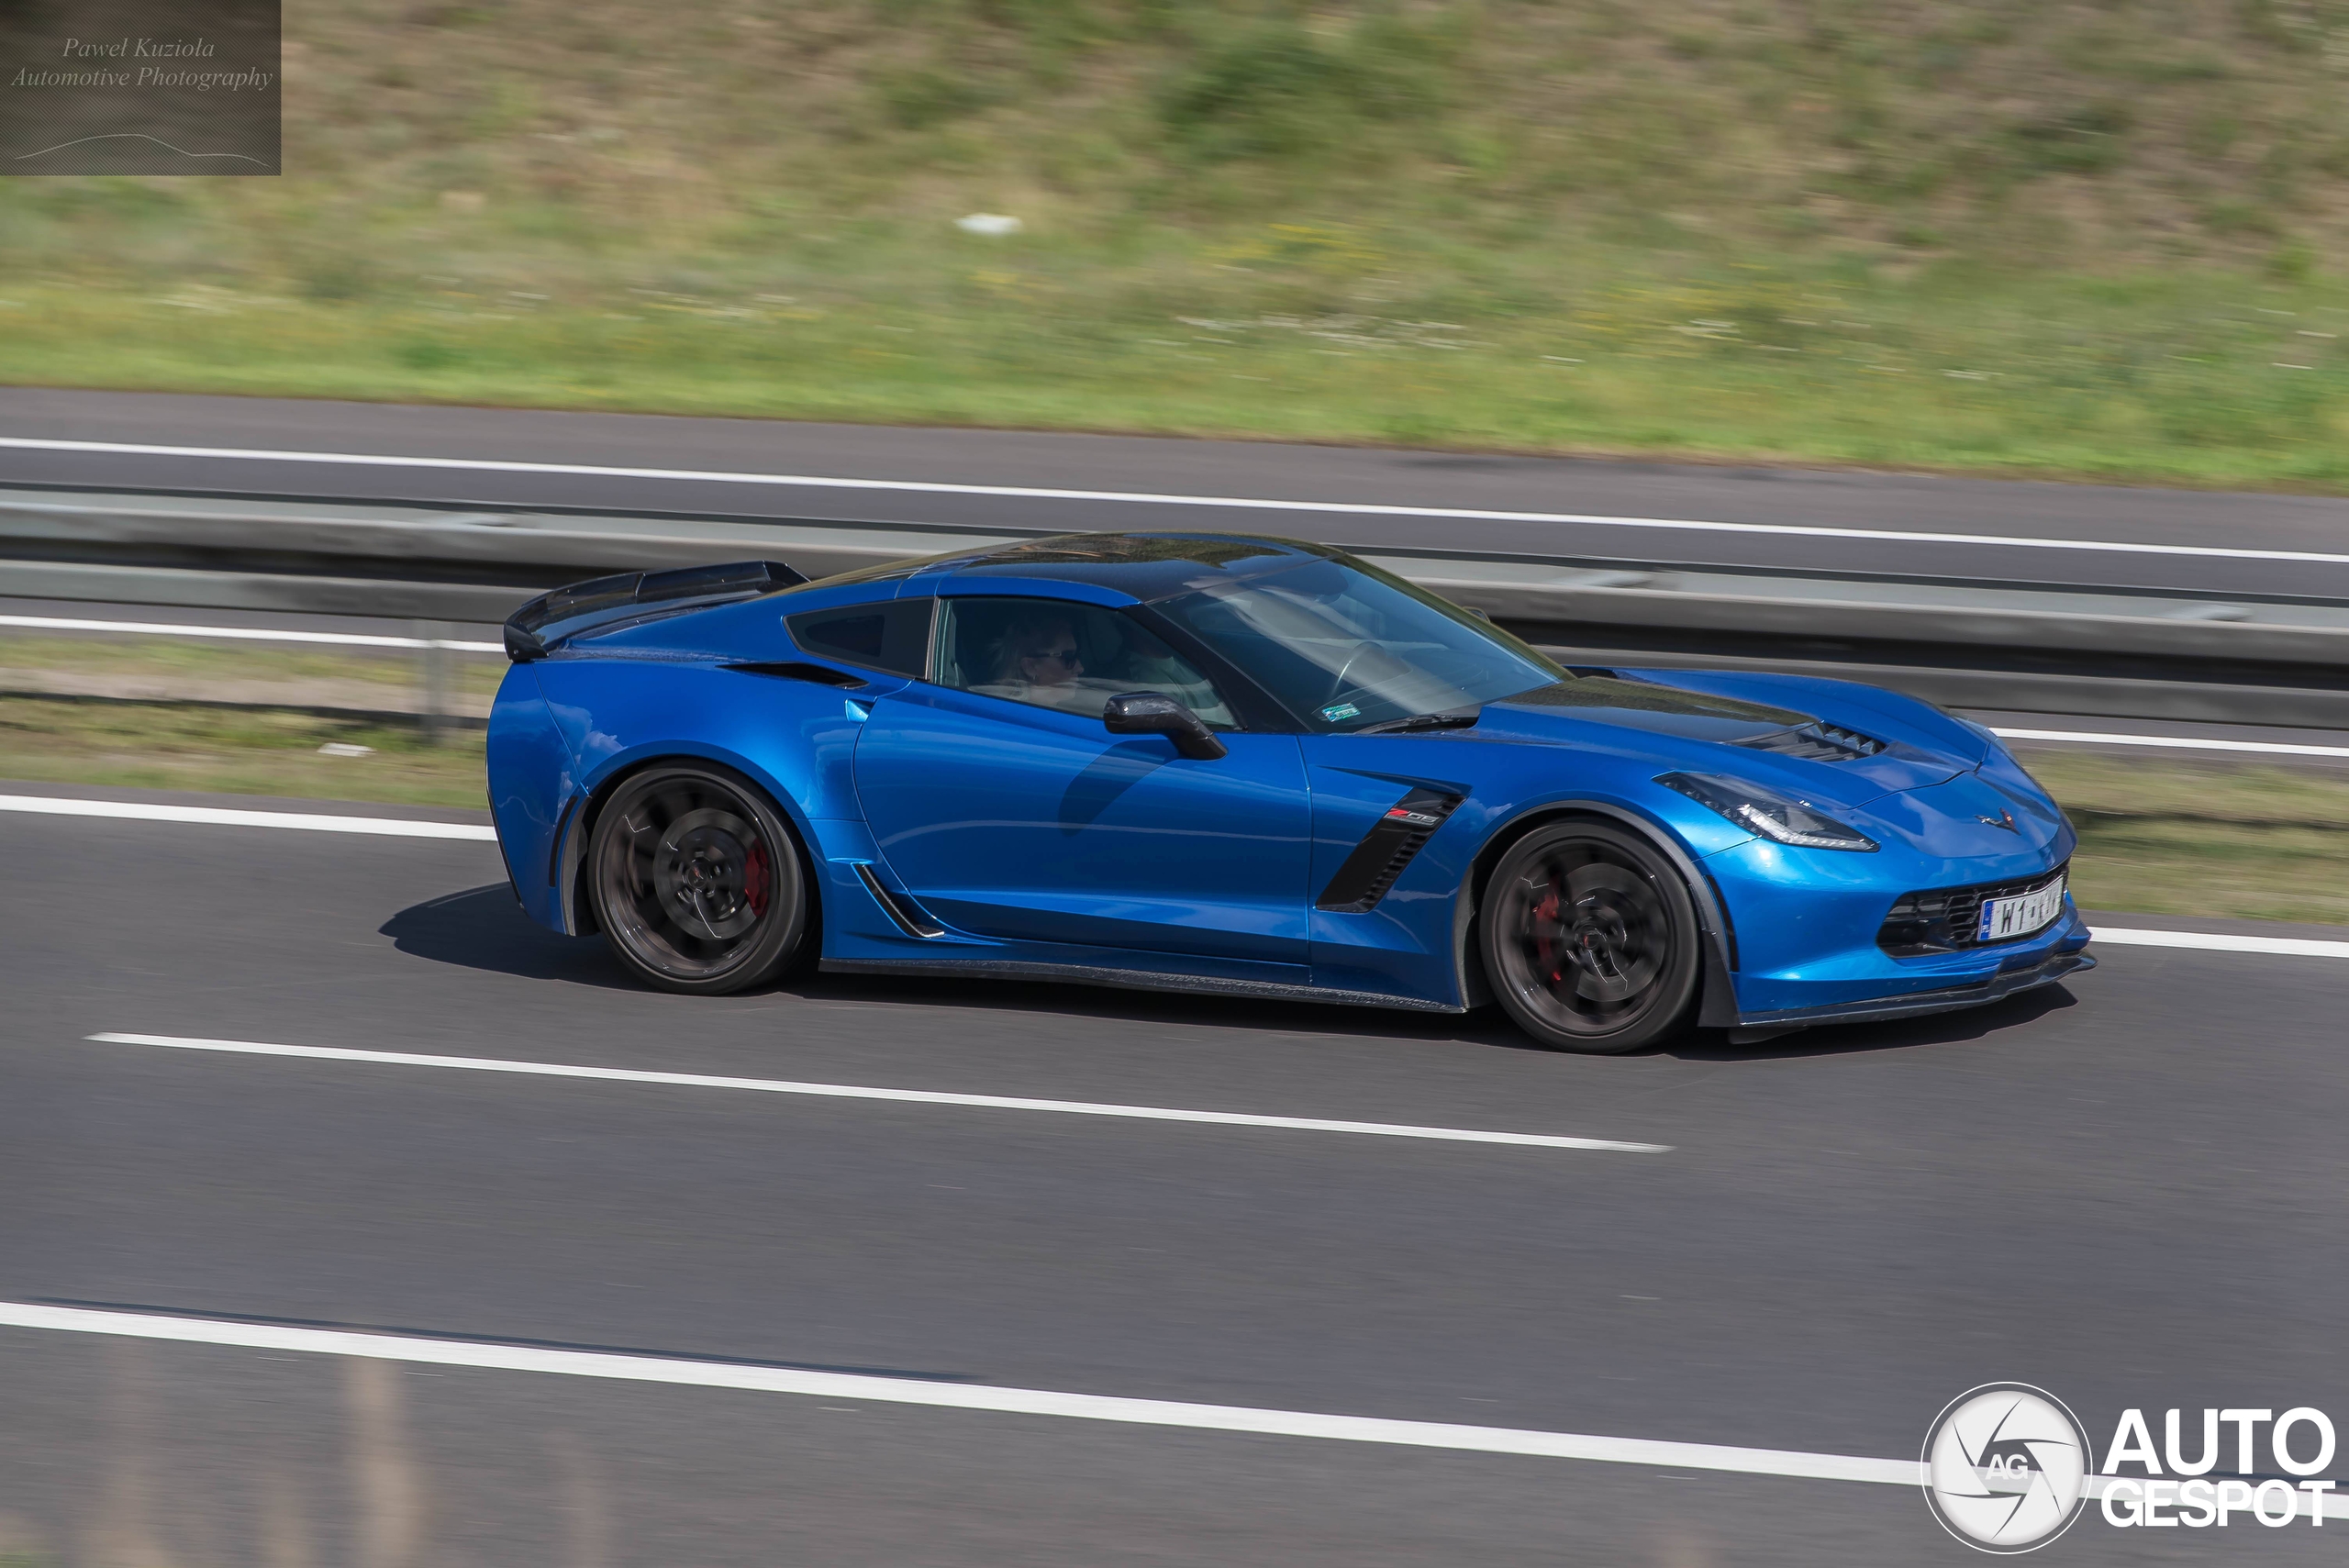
[[976, 614, 1096, 714]]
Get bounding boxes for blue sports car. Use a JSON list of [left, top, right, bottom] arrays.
[[485, 532, 2092, 1052]]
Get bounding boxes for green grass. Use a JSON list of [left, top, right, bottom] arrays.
[[5, 267, 2349, 484], [0, 632, 504, 696], [0, 695, 486, 808], [2025, 751, 2349, 926], [8, 0, 2349, 483]]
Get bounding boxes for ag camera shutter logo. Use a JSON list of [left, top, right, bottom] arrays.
[[1922, 1384, 2092, 1552]]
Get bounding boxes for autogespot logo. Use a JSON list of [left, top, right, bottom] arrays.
[[1922, 1388, 2342, 1551], [1922, 1384, 2093, 1552]]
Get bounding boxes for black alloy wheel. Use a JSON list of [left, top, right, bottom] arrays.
[[587, 764, 809, 995], [1480, 820, 1701, 1053]]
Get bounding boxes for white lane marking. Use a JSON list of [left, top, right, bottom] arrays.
[[19, 788, 2343, 967], [82, 1034, 1670, 1153], [17, 800, 2346, 966], [1994, 727, 2349, 760], [20, 625, 2319, 768], [9, 624, 2333, 766], [0, 624, 2332, 759], [2089, 927, 2349, 960], [0, 796, 495, 840], [8, 1308, 2343, 1524], [15, 798, 2345, 966], [0, 614, 502, 652], [0, 1300, 1898, 1484], [4, 436, 2346, 568]]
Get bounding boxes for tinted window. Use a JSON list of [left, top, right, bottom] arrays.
[[786, 597, 935, 677], [937, 597, 1236, 728], [1152, 558, 1561, 730]]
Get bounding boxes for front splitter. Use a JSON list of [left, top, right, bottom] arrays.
[[1731, 946, 2096, 1040]]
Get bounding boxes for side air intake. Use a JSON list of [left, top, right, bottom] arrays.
[[854, 862, 947, 939], [1315, 788, 1464, 913]]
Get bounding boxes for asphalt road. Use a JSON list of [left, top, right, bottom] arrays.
[[3, 795, 2345, 1564], [8, 387, 2349, 601]]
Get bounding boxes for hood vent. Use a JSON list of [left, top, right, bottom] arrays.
[[1733, 721, 1887, 762]]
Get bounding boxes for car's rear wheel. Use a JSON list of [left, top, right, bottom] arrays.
[[1481, 820, 1701, 1053], [588, 764, 808, 995]]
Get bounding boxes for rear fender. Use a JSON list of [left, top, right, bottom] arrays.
[[486, 668, 578, 930], [531, 657, 882, 934], [558, 743, 826, 940]]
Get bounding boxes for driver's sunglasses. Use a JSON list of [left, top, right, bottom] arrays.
[[1029, 647, 1082, 667]]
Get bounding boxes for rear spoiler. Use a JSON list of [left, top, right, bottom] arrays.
[[503, 560, 807, 662]]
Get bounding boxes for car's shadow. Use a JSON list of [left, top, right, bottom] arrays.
[[383, 884, 2083, 1056], [380, 884, 636, 991]]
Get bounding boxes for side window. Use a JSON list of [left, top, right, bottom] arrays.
[[937, 597, 1237, 728], [785, 597, 935, 678]]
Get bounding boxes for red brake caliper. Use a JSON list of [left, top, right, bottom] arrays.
[[742, 840, 772, 917], [1531, 880, 1564, 983]]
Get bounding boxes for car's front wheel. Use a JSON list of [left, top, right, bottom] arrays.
[[587, 763, 809, 994], [1481, 820, 1701, 1053]]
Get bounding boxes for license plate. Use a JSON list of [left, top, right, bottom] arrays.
[[1977, 875, 2065, 942]]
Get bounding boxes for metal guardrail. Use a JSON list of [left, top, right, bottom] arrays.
[[5, 485, 2349, 728], [0, 489, 945, 614]]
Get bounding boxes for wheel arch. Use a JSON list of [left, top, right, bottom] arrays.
[[1455, 801, 1741, 1030], [557, 747, 823, 943]]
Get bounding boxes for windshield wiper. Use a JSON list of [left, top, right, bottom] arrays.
[[1356, 707, 1481, 735]]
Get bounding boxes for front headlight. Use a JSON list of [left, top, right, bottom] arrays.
[[1658, 772, 1879, 851]]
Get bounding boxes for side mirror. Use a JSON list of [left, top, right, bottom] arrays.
[[1464, 606, 1493, 623], [1103, 692, 1227, 760]]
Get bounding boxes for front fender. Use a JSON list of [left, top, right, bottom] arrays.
[[1459, 796, 1742, 1030], [1300, 731, 1748, 1020]]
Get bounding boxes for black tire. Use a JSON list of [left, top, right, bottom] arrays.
[[587, 764, 810, 995], [1480, 820, 1701, 1053]]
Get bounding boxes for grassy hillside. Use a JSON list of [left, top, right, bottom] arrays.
[[6, 0, 2349, 481]]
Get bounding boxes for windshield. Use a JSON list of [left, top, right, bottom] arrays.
[[1152, 557, 1563, 730]]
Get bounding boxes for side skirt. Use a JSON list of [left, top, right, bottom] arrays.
[[819, 957, 1465, 1014]]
